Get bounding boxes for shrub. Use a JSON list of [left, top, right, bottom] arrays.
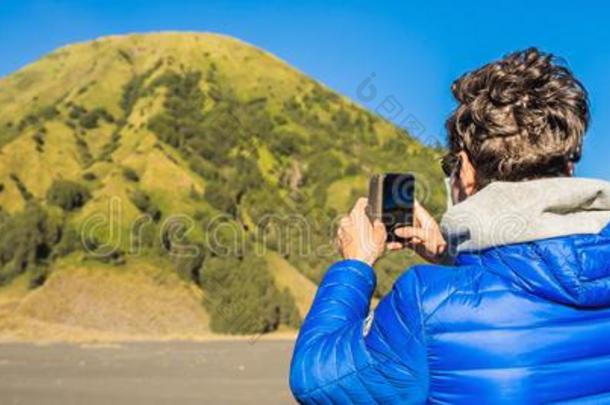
[[53, 227, 82, 258], [83, 245, 126, 265], [29, 266, 49, 288], [147, 70, 205, 150], [74, 135, 93, 167], [171, 243, 205, 283], [120, 60, 162, 116], [344, 162, 361, 176], [304, 152, 343, 186], [129, 189, 162, 222], [80, 107, 114, 129], [279, 287, 302, 328], [274, 115, 288, 125], [68, 105, 115, 129], [0, 203, 62, 287], [118, 48, 133, 65], [69, 105, 87, 120], [201, 254, 300, 334], [79, 112, 98, 129], [204, 180, 236, 215], [39, 106, 59, 120], [46, 180, 91, 211], [82, 172, 97, 181], [122, 166, 140, 182], [32, 131, 45, 152], [269, 131, 302, 156], [18, 114, 39, 131], [98, 131, 121, 162], [9, 173, 33, 201]]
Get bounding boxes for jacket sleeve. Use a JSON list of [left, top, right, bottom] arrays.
[[289, 259, 429, 404]]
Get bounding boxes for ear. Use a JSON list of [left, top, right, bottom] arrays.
[[458, 151, 477, 196]]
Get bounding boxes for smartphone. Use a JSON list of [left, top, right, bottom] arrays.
[[366, 173, 415, 243]]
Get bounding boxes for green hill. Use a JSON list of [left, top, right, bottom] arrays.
[[0, 32, 445, 339]]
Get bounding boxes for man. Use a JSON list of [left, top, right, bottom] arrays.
[[289, 48, 610, 403]]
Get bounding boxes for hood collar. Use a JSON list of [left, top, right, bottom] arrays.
[[441, 177, 610, 253]]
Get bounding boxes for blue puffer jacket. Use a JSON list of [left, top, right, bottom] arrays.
[[290, 179, 610, 403]]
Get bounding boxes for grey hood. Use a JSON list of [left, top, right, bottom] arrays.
[[441, 177, 610, 253]]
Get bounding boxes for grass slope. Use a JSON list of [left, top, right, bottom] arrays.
[[0, 256, 210, 341], [0, 32, 446, 338]]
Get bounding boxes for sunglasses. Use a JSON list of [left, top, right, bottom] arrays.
[[441, 153, 461, 178]]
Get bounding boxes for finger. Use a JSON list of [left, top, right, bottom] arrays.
[[404, 238, 423, 249], [339, 215, 351, 227], [372, 220, 386, 244], [394, 226, 428, 240], [334, 236, 342, 248], [336, 220, 347, 237], [411, 236, 424, 244], [337, 216, 348, 233], [350, 197, 368, 218], [386, 242, 404, 251], [413, 200, 436, 228], [337, 225, 352, 242], [412, 200, 424, 227], [335, 236, 347, 256]]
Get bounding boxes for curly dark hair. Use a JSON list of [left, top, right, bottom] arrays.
[[446, 47, 589, 186]]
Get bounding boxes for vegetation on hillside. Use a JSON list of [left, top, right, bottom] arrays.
[[0, 33, 446, 335], [46, 180, 91, 211], [0, 203, 78, 287]]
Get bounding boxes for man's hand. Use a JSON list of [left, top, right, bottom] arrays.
[[391, 200, 447, 264], [336, 198, 386, 266]]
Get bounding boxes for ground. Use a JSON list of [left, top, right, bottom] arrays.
[[0, 340, 296, 404]]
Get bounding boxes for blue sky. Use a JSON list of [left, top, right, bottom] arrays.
[[0, 0, 608, 180]]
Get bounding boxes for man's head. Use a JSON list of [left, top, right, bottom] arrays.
[[444, 47, 589, 201]]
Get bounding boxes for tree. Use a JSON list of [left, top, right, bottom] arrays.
[[0, 203, 62, 286], [204, 180, 236, 216], [200, 254, 300, 334], [46, 180, 91, 211]]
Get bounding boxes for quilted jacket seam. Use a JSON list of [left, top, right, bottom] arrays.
[[341, 263, 376, 286], [355, 370, 381, 405], [413, 269, 431, 400], [318, 282, 370, 305], [390, 290, 425, 347], [296, 362, 377, 400], [422, 268, 485, 324], [486, 247, 559, 302], [531, 241, 585, 297], [438, 350, 610, 373]]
